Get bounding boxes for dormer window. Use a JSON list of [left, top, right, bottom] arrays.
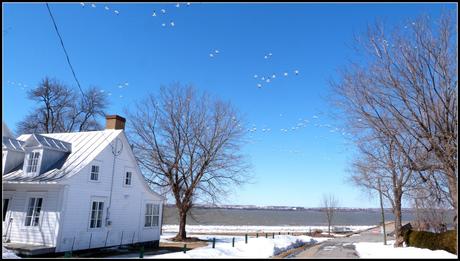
[[26, 152, 41, 174]]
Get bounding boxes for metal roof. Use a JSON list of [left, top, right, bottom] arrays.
[[3, 130, 122, 183], [2, 137, 25, 152], [27, 133, 72, 152]]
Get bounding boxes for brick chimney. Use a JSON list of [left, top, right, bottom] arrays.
[[105, 115, 126, 130]]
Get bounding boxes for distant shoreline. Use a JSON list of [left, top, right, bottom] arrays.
[[163, 203, 453, 212]]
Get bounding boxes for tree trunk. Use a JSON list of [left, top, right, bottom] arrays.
[[447, 173, 458, 229], [176, 209, 187, 240], [393, 192, 403, 247]]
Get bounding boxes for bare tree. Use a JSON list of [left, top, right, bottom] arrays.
[[17, 77, 109, 134], [126, 84, 250, 241], [349, 136, 417, 246], [321, 194, 339, 236], [331, 13, 457, 227]]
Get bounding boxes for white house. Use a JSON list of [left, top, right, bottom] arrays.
[[2, 115, 165, 255]]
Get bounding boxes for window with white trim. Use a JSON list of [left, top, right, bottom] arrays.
[[90, 165, 99, 181], [89, 201, 104, 228], [144, 203, 159, 227], [125, 172, 132, 186], [24, 197, 43, 226], [26, 152, 40, 174]]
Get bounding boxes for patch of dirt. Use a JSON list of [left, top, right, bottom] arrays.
[[167, 236, 209, 243]]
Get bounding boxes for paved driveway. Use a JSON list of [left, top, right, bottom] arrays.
[[292, 226, 394, 259]]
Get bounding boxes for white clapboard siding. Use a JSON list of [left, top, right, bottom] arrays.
[[4, 129, 164, 253], [55, 131, 163, 252], [3, 184, 63, 246]]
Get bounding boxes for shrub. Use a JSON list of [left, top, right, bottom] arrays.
[[404, 229, 457, 254]]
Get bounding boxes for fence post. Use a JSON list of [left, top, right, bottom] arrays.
[[212, 238, 216, 248], [232, 237, 235, 247], [139, 245, 144, 258], [278, 232, 280, 235], [104, 230, 110, 247], [256, 233, 258, 238], [120, 231, 124, 248], [272, 233, 274, 239], [265, 233, 267, 238], [71, 237, 75, 251], [183, 244, 187, 253], [245, 234, 248, 244]]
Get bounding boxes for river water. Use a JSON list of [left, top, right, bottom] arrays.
[[162, 206, 454, 226]]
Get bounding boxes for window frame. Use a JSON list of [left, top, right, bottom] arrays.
[[89, 164, 101, 182], [25, 150, 41, 175], [23, 193, 45, 228], [143, 203, 160, 229], [124, 171, 132, 187], [87, 197, 106, 231]]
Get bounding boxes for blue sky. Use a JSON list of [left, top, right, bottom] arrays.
[[2, 2, 456, 208]]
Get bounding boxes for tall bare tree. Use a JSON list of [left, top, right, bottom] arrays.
[[17, 77, 109, 134], [126, 84, 250, 241], [321, 194, 339, 236], [349, 136, 417, 246], [332, 13, 457, 227]]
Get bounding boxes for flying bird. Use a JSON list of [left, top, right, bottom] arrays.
[[91, 3, 96, 8], [152, 11, 156, 16], [114, 10, 119, 15], [161, 9, 166, 14], [104, 6, 109, 10], [170, 21, 175, 27]]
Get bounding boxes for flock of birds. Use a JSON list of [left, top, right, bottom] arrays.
[[79, 2, 192, 28], [6, 3, 354, 156], [253, 67, 300, 89], [246, 114, 351, 138]]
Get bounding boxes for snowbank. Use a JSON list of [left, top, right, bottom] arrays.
[[354, 241, 457, 259], [162, 224, 373, 234], [151, 234, 328, 258], [2, 247, 20, 259]]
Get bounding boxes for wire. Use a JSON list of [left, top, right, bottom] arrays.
[[45, 3, 86, 99], [46, 3, 118, 152]]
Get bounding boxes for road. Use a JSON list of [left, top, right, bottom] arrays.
[[291, 225, 395, 259]]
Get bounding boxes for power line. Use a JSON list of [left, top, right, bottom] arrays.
[[45, 3, 86, 99], [45, 3, 117, 151]]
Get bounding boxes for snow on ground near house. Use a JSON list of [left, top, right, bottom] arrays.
[[2, 247, 21, 259], [150, 233, 329, 258], [162, 224, 374, 234], [354, 241, 457, 259]]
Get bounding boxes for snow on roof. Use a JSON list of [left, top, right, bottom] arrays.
[[2, 136, 25, 151], [3, 129, 122, 183]]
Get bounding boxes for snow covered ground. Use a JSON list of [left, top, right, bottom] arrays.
[[150, 233, 329, 258], [2, 247, 20, 259], [161, 224, 374, 234], [354, 241, 457, 259]]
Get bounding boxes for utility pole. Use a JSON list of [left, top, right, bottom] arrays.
[[378, 178, 387, 245]]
